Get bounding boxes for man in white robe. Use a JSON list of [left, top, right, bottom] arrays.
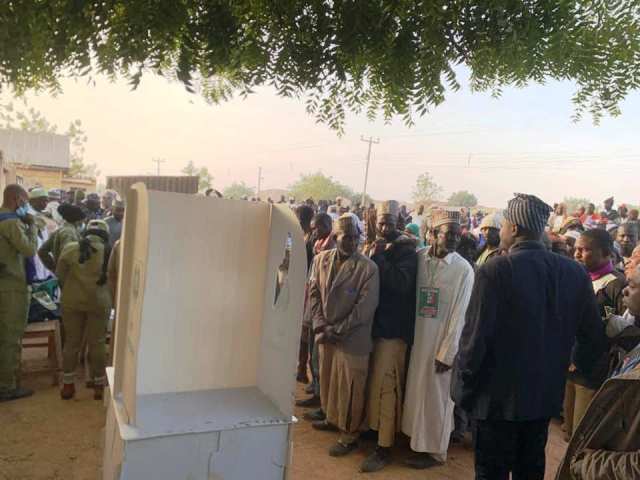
[[402, 209, 474, 469]]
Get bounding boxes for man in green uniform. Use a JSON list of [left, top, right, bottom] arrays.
[[0, 184, 38, 402], [57, 219, 112, 400]]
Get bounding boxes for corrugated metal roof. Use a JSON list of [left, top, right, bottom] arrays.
[[0, 128, 70, 169], [107, 176, 199, 197]]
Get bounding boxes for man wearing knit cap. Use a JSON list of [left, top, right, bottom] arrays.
[[360, 200, 417, 473], [309, 213, 379, 457], [402, 209, 474, 469], [453, 193, 608, 480], [475, 213, 502, 267]]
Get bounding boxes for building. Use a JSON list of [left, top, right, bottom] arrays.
[[0, 150, 17, 193], [0, 128, 96, 192]]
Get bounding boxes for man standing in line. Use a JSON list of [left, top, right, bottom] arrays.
[[475, 213, 502, 267], [28, 188, 55, 282], [0, 184, 38, 402], [402, 209, 474, 469], [360, 201, 417, 472], [452, 193, 607, 480], [603, 196, 619, 224], [104, 200, 125, 247], [309, 214, 379, 457]]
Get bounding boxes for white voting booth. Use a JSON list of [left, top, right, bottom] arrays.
[[103, 184, 305, 480]]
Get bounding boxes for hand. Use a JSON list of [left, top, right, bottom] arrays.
[[21, 213, 35, 225], [435, 360, 451, 373], [570, 449, 594, 477], [568, 363, 577, 373], [372, 239, 387, 256]]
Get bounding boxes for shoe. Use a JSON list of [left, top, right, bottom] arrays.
[[404, 452, 443, 470], [94, 384, 104, 401], [329, 441, 358, 457], [304, 383, 315, 394], [450, 432, 465, 445], [360, 429, 379, 441], [303, 408, 326, 422], [360, 447, 391, 473], [60, 383, 76, 400], [0, 387, 34, 403], [296, 371, 310, 384], [312, 420, 338, 432], [296, 395, 320, 408]]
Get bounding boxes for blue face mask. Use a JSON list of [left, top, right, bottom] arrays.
[[15, 203, 29, 218]]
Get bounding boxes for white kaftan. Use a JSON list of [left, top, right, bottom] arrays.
[[402, 250, 474, 461]]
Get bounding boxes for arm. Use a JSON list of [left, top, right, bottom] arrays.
[[55, 247, 72, 288], [4, 219, 37, 257], [38, 234, 57, 272], [371, 246, 417, 296], [333, 266, 380, 337], [572, 449, 640, 480], [437, 267, 475, 367], [451, 266, 499, 409], [107, 241, 120, 301], [308, 256, 328, 332], [574, 275, 608, 376]]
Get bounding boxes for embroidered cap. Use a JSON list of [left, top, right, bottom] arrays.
[[431, 209, 461, 230], [377, 200, 400, 218], [504, 193, 552, 235], [480, 213, 502, 230]]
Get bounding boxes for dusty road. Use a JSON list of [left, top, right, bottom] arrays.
[[0, 359, 567, 480]]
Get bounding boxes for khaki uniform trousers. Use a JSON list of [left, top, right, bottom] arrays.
[[563, 380, 596, 439], [62, 307, 109, 385], [0, 290, 29, 393], [320, 343, 369, 445], [366, 338, 408, 447]]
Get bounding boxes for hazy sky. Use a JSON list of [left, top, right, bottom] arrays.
[[6, 68, 640, 208]]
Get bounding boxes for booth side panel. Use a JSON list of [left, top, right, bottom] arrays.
[[113, 183, 150, 424], [257, 205, 306, 418], [136, 194, 271, 395]]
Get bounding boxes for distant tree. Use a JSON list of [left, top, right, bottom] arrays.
[[350, 192, 374, 208], [223, 181, 255, 199], [412, 172, 443, 204], [182, 161, 213, 192], [448, 190, 478, 208], [289, 172, 354, 202], [1, 101, 99, 179], [563, 197, 592, 215]]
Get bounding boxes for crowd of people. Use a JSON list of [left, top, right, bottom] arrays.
[[2, 182, 640, 479], [290, 194, 640, 479], [0, 185, 124, 402]]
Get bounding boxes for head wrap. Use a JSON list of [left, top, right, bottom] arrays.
[[80, 219, 111, 286], [336, 213, 361, 235], [29, 187, 48, 199], [605, 196, 614, 204], [377, 200, 400, 218], [48, 189, 61, 201], [431, 209, 461, 230], [405, 223, 420, 237], [58, 204, 86, 223], [480, 213, 502, 230], [504, 193, 552, 235], [113, 200, 125, 209], [86, 193, 100, 202], [86, 219, 110, 234]]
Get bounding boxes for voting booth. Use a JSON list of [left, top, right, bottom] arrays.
[[103, 184, 306, 480]]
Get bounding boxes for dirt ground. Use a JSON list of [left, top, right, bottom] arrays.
[[0, 354, 568, 480]]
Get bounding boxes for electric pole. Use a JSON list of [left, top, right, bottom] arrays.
[[360, 136, 380, 206], [257, 166, 263, 199], [152, 158, 165, 176]]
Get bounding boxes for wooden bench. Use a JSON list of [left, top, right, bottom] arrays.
[[22, 320, 63, 386]]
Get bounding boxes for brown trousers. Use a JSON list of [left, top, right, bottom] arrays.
[[366, 338, 407, 447]]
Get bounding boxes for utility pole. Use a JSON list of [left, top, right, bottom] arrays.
[[360, 136, 380, 206], [152, 158, 165, 176], [257, 166, 263, 199]]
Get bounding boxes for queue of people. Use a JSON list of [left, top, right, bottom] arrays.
[[293, 193, 640, 480], [0, 184, 123, 402]]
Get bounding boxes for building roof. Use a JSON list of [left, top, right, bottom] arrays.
[[0, 128, 70, 169]]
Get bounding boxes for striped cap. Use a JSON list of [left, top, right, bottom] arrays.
[[504, 193, 552, 234]]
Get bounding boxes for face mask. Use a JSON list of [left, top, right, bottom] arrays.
[[15, 203, 29, 218]]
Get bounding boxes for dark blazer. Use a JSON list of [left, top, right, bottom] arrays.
[[452, 241, 607, 421], [370, 233, 418, 345]]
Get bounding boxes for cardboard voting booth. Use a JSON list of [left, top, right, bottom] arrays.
[[103, 184, 305, 480]]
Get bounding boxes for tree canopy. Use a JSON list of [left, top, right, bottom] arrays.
[[289, 172, 354, 202], [2, 2, 640, 131], [412, 172, 442, 204], [448, 190, 478, 207], [223, 181, 254, 199]]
